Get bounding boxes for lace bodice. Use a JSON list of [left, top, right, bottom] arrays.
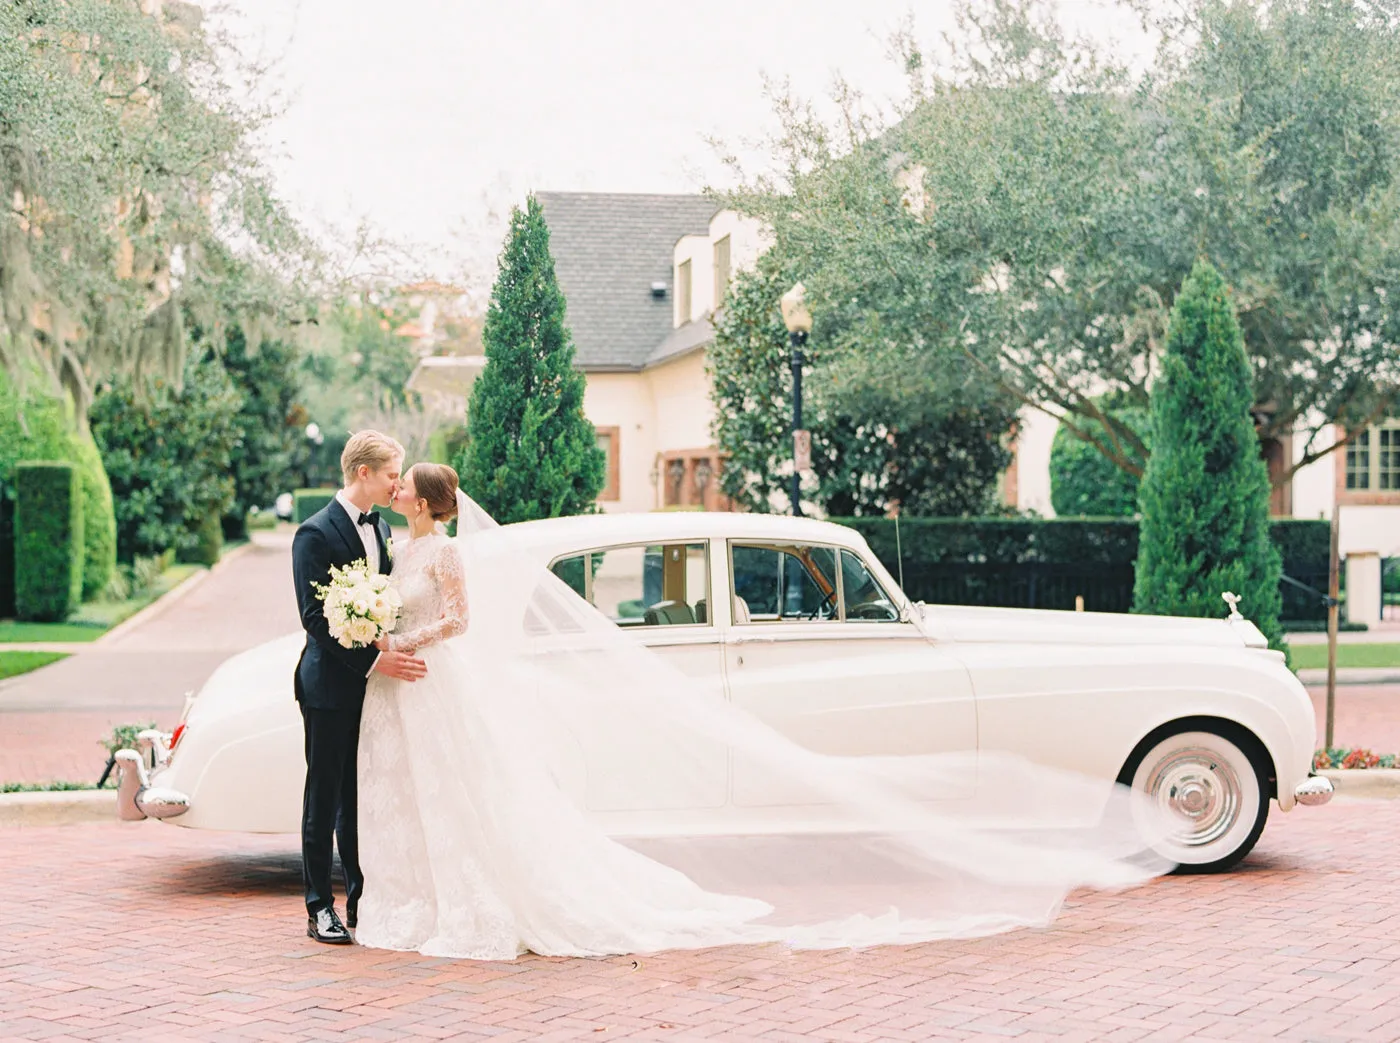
[[386, 533, 468, 653]]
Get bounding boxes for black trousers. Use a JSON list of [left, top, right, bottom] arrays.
[[300, 704, 364, 916]]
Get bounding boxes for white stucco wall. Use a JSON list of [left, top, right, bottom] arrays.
[[1014, 409, 1058, 516], [646, 349, 714, 451], [1289, 429, 1335, 523], [582, 372, 657, 515]]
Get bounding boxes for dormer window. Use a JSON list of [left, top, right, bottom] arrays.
[[713, 235, 731, 307], [677, 259, 692, 324]]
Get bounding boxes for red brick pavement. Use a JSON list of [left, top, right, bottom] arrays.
[[0, 710, 180, 787], [5, 802, 1400, 1042], [1309, 684, 1400, 753]]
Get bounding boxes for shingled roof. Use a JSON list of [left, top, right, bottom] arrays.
[[535, 192, 718, 371]]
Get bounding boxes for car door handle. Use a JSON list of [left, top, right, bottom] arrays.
[[730, 635, 776, 645]]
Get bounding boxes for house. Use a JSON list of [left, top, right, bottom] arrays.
[[410, 192, 768, 514]]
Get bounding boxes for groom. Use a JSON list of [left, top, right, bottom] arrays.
[[291, 430, 427, 944]]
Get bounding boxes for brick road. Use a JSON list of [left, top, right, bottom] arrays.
[[0, 532, 302, 786], [5, 799, 1400, 1042]]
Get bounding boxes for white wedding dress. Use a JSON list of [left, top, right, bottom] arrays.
[[356, 531, 772, 959], [355, 495, 1174, 961]]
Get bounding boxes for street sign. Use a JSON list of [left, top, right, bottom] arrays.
[[793, 429, 811, 473]]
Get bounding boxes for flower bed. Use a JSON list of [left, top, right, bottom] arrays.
[[1314, 747, 1398, 770]]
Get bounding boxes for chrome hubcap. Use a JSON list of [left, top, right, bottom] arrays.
[[1146, 746, 1242, 847]]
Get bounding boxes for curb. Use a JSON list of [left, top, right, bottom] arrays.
[[1297, 668, 1400, 686], [5, 768, 1398, 829], [1318, 768, 1400, 800], [0, 789, 117, 826], [96, 541, 257, 647]]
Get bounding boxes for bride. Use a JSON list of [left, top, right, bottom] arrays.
[[355, 462, 1171, 960]]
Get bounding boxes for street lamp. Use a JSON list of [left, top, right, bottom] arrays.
[[779, 282, 812, 516]]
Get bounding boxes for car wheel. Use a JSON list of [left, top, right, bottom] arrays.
[[1120, 728, 1270, 874]]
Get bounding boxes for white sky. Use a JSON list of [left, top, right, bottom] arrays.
[[216, 0, 1152, 287]]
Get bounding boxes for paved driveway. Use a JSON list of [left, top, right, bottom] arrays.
[[4, 798, 1399, 1042], [0, 532, 301, 784]]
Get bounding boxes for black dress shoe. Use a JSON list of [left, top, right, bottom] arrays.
[[307, 907, 352, 945]]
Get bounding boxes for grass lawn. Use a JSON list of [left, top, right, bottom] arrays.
[[0, 561, 204, 642], [0, 650, 69, 680], [1291, 642, 1400, 671], [71, 563, 202, 628], [0, 621, 106, 643]]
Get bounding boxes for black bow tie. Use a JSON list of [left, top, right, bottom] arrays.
[[357, 511, 379, 528]]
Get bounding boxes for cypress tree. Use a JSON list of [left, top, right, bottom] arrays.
[[1133, 260, 1283, 649], [457, 195, 605, 523]]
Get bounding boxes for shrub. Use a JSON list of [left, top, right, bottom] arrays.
[[15, 462, 84, 621], [71, 432, 117, 600], [0, 370, 117, 611], [1133, 261, 1284, 649], [293, 489, 336, 523], [245, 508, 277, 531], [91, 353, 241, 562], [292, 488, 407, 528], [177, 512, 223, 567], [1049, 405, 1151, 517]]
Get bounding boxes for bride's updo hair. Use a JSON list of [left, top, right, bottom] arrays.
[[411, 462, 460, 523]]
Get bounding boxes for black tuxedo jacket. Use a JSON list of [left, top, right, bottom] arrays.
[[292, 499, 393, 712]]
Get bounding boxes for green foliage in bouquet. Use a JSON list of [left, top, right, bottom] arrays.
[[1133, 260, 1283, 650], [457, 195, 605, 523], [91, 354, 241, 562], [15, 462, 84, 622]]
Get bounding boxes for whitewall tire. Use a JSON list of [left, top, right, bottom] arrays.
[[1126, 729, 1270, 874]]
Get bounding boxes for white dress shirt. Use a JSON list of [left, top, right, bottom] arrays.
[[335, 490, 383, 676], [335, 490, 381, 574]]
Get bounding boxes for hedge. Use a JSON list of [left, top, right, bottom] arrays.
[[72, 433, 117, 600], [293, 488, 408, 528], [15, 462, 84, 622], [0, 371, 118, 612], [836, 517, 1332, 621]]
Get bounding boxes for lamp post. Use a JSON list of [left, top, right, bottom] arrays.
[[779, 282, 812, 516]]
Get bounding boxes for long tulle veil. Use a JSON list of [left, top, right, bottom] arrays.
[[445, 490, 1171, 948]]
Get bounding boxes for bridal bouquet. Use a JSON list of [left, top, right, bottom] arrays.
[[313, 560, 401, 649]]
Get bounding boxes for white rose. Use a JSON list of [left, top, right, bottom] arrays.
[[350, 618, 377, 645], [344, 568, 367, 586], [371, 575, 390, 592], [352, 599, 368, 615]]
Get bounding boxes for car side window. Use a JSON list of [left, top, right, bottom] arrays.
[[550, 542, 710, 627], [730, 543, 839, 623], [839, 549, 900, 622]]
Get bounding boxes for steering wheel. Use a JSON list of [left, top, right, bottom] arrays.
[[806, 590, 836, 620]]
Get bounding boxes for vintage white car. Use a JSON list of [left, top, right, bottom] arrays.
[[116, 511, 1333, 872]]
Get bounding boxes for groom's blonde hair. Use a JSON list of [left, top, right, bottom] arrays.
[[341, 430, 405, 485]]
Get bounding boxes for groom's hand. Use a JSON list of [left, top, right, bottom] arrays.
[[374, 650, 427, 682]]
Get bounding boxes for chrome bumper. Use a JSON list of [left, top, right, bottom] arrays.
[[1294, 774, 1335, 807], [114, 731, 190, 821]]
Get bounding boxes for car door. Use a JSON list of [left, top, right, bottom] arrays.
[[548, 540, 728, 813], [722, 540, 978, 808]]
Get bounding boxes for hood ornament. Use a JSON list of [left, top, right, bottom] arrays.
[[1221, 591, 1244, 621]]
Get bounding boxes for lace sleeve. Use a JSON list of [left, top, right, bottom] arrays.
[[389, 543, 469, 653]]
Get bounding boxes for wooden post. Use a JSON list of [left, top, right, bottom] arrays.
[[1075, 595, 1085, 613], [1325, 505, 1341, 750]]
